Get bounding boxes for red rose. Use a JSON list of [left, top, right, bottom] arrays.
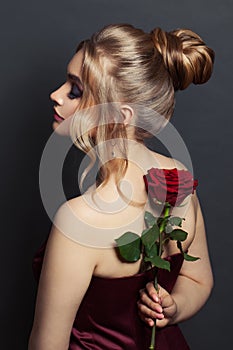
[[143, 168, 198, 207]]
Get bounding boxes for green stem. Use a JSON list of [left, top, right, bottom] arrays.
[[149, 204, 170, 350], [149, 324, 156, 349], [158, 205, 170, 256]]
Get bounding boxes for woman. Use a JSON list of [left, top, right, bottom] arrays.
[[28, 24, 214, 349]]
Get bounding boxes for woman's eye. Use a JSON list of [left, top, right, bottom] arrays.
[[68, 84, 83, 99]]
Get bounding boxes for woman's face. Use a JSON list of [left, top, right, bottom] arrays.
[[50, 50, 84, 134]]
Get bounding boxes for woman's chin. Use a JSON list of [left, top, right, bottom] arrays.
[[52, 120, 70, 136]]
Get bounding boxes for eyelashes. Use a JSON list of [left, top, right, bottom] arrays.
[[68, 84, 83, 99]]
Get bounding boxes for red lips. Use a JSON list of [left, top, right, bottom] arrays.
[[53, 109, 64, 122]]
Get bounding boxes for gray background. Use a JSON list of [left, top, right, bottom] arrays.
[[1, 0, 232, 348]]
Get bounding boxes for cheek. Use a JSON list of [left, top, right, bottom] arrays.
[[65, 100, 81, 119]]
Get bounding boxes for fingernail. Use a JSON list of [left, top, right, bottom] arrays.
[[157, 311, 164, 319], [157, 306, 163, 313], [153, 295, 159, 302]]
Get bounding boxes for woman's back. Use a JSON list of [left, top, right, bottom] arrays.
[[69, 145, 196, 275], [52, 146, 194, 279]]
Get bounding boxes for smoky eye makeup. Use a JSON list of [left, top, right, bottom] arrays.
[[66, 72, 84, 100], [68, 83, 83, 99]]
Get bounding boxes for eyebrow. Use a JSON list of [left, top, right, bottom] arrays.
[[67, 73, 83, 88]]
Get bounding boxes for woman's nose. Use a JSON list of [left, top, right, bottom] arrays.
[[50, 86, 64, 106]]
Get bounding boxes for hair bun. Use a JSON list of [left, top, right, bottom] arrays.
[[151, 27, 215, 91]]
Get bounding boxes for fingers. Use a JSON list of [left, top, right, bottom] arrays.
[[137, 283, 178, 328], [138, 310, 155, 327], [145, 283, 173, 310], [137, 298, 164, 320], [137, 289, 165, 324], [139, 288, 163, 315], [145, 282, 161, 302], [138, 306, 168, 328]]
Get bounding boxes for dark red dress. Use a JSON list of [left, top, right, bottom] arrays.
[[32, 235, 190, 349]]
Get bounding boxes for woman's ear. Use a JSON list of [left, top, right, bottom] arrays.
[[120, 104, 134, 126]]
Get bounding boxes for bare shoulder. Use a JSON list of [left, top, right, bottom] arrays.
[[148, 149, 188, 170], [50, 194, 103, 258], [55, 189, 98, 225]]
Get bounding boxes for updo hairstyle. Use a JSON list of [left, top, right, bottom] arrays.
[[70, 24, 214, 189]]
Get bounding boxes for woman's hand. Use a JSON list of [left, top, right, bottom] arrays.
[[137, 282, 177, 328], [138, 193, 214, 328]]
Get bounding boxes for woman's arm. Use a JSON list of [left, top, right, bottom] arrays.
[[28, 203, 98, 350], [138, 193, 213, 327]]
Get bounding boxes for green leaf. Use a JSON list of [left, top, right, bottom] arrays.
[[177, 241, 200, 262], [145, 242, 159, 259], [169, 216, 183, 227], [145, 255, 170, 271], [177, 240, 183, 253], [169, 229, 188, 241], [165, 223, 173, 233], [183, 252, 200, 261], [141, 224, 160, 249], [115, 232, 141, 262], [144, 211, 156, 227]]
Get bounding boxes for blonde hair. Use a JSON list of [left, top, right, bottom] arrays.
[[70, 24, 214, 196]]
